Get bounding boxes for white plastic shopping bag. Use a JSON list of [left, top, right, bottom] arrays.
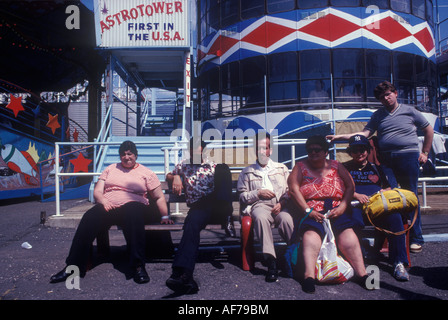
[[315, 218, 354, 283]]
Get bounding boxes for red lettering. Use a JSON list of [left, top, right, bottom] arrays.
[[166, 3, 173, 14], [163, 31, 170, 40], [136, 4, 145, 16], [129, 8, 138, 19], [173, 32, 182, 41], [120, 9, 131, 22], [145, 5, 153, 16], [175, 2, 183, 13], [112, 12, 122, 25], [106, 15, 115, 27], [100, 20, 109, 32], [100, 1, 184, 33], [152, 32, 160, 40], [153, 2, 165, 13]]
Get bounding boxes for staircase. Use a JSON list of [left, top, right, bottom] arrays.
[[87, 88, 188, 202], [141, 89, 183, 136]]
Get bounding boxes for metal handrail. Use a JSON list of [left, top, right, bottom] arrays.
[[93, 105, 113, 177], [96, 104, 113, 143], [139, 96, 151, 135], [54, 140, 179, 216], [139, 95, 179, 135], [52, 138, 448, 217], [52, 125, 448, 217], [277, 117, 371, 138]]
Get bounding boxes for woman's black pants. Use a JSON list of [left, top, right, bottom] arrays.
[[65, 202, 150, 273]]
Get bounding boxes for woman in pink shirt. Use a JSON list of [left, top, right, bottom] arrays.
[[50, 141, 172, 285]]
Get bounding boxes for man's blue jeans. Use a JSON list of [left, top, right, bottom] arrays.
[[172, 164, 233, 273], [380, 151, 424, 245]]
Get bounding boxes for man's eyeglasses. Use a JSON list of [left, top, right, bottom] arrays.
[[307, 148, 325, 154]]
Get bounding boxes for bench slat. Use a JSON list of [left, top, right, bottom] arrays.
[[143, 223, 234, 231]]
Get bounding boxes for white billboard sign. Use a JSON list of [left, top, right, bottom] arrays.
[[94, 0, 189, 48]]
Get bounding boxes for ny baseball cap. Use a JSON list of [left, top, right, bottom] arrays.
[[346, 134, 371, 153]]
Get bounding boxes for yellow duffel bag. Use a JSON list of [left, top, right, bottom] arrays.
[[363, 188, 419, 235], [363, 188, 418, 219]]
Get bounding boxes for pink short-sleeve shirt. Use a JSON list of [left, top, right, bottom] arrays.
[[98, 163, 160, 207]]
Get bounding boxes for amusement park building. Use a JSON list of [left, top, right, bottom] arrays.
[[195, 0, 443, 137]]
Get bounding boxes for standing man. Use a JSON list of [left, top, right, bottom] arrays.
[[328, 81, 434, 253], [238, 132, 294, 282]]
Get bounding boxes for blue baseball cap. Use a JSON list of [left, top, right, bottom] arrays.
[[346, 135, 371, 153]]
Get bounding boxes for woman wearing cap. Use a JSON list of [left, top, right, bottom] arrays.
[[343, 135, 409, 281], [288, 135, 369, 293]]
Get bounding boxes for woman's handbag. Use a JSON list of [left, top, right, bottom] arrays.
[[315, 218, 354, 284], [362, 188, 418, 235]]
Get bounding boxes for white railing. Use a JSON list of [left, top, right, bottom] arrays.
[[52, 137, 448, 217], [94, 105, 113, 174], [166, 137, 448, 209], [419, 176, 448, 208], [139, 95, 151, 136], [54, 139, 178, 216]]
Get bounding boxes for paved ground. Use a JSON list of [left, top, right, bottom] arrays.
[[0, 193, 447, 312]]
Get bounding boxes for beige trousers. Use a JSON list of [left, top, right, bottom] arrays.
[[251, 199, 294, 259]]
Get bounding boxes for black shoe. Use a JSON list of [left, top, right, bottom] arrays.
[[265, 258, 279, 282], [166, 270, 199, 294], [225, 216, 236, 238], [302, 277, 316, 294], [133, 266, 150, 284], [50, 268, 71, 283], [50, 266, 84, 283]]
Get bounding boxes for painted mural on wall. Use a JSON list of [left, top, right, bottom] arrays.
[[0, 126, 55, 193]]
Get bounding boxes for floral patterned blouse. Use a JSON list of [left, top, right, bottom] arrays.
[[297, 160, 345, 212], [171, 159, 216, 205]]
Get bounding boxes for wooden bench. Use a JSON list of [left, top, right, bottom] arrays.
[[241, 205, 414, 271], [94, 181, 410, 272], [94, 181, 251, 264]]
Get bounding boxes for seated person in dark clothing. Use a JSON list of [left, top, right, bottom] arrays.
[[50, 140, 173, 285], [165, 137, 234, 294], [343, 135, 409, 281]]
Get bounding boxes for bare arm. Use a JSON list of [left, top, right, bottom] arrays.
[[419, 125, 434, 164], [166, 172, 183, 196], [93, 179, 116, 212], [287, 163, 325, 222], [148, 185, 172, 224], [326, 129, 371, 142], [287, 163, 308, 211], [327, 163, 355, 219]]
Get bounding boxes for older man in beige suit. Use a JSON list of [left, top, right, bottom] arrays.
[[237, 132, 294, 282]]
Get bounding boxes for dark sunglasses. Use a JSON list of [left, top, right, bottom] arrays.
[[350, 147, 368, 154], [307, 147, 325, 154]]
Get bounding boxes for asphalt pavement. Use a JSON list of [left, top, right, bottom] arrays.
[[0, 196, 447, 310]]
